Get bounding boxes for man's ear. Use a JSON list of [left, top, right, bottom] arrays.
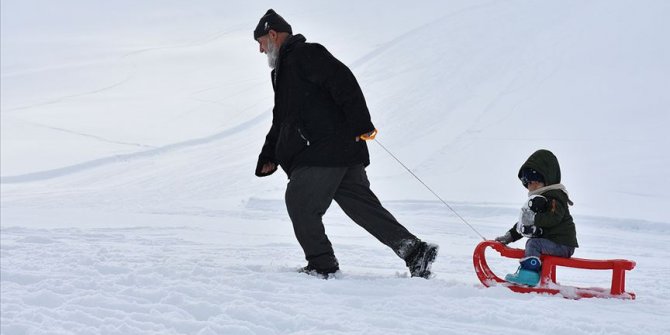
[[267, 29, 278, 40]]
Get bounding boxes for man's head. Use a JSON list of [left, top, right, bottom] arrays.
[[254, 9, 292, 40], [254, 9, 292, 69]]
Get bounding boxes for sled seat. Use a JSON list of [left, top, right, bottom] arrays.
[[539, 253, 635, 296], [473, 240, 636, 299]]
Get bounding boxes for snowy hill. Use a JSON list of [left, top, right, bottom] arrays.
[[2, 1, 669, 334]]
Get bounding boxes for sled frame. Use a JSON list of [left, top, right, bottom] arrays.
[[473, 240, 636, 299]]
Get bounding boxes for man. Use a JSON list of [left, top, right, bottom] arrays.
[[253, 9, 438, 278]]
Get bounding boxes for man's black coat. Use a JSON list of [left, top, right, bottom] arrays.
[[255, 34, 376, 177]]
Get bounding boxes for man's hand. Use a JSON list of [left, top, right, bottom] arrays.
[[261, 162, 276, 174], [261, 162, 277, 174], [255, 161, 277, 177], [356, 129, 378, 142]]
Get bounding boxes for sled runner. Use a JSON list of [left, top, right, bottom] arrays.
[[473, 240, 636, 299]]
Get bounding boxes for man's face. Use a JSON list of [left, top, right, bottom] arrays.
[[257, 34, 271, 54], [257, 31, 279, 69]]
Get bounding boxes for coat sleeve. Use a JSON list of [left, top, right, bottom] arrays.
[[506, 223, 523, 242], [533, 198, 566, 229], [255, 107, 279, 177], [295, 44, 375, 138]]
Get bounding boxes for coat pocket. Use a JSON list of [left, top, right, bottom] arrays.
[[276, 123, 310, 166]]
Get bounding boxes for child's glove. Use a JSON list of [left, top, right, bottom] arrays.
[[519, 207, 535, 227], [520, 225, 543, 237], [528, 195, 548, 213], [494, 231, 514, 245], [516, 207, 543, 237]]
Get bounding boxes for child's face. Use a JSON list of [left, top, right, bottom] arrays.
[[526, 181, 545, 192]]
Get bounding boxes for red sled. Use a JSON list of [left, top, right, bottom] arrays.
[[473, 240, 636, 299]]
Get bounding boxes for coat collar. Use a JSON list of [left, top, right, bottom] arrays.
[[279, 34, 306, 57], [271, 34, 306, 86]]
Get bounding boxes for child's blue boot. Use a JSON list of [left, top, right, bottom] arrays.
[[505, 256, 541, 286]]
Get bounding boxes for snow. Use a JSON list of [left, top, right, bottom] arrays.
[[2, 0, 669, 334]]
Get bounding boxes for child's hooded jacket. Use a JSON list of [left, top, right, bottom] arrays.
[[507, 149, 579, 248]]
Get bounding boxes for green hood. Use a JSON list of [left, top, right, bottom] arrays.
[[518, 149, 561, 185]]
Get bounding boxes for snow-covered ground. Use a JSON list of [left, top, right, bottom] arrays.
[[2, 1, 669, 334]]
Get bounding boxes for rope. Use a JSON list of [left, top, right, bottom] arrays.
[[373, 138, 487, 241]]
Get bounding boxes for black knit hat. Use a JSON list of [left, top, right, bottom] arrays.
[[519, 168, 545, 188], [254, 9, 292, 40]]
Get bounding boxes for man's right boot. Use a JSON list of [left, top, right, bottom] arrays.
[[405, 241, 439, 279]]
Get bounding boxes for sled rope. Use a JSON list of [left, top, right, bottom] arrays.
[[373, 138, 487, 241]]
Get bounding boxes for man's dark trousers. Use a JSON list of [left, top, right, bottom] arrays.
[[285, 164, 419, 269]]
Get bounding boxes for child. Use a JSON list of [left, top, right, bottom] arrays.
[[494, 149, 579, 286]]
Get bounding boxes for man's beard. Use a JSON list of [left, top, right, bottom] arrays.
[[266, 39, 279, 69]]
